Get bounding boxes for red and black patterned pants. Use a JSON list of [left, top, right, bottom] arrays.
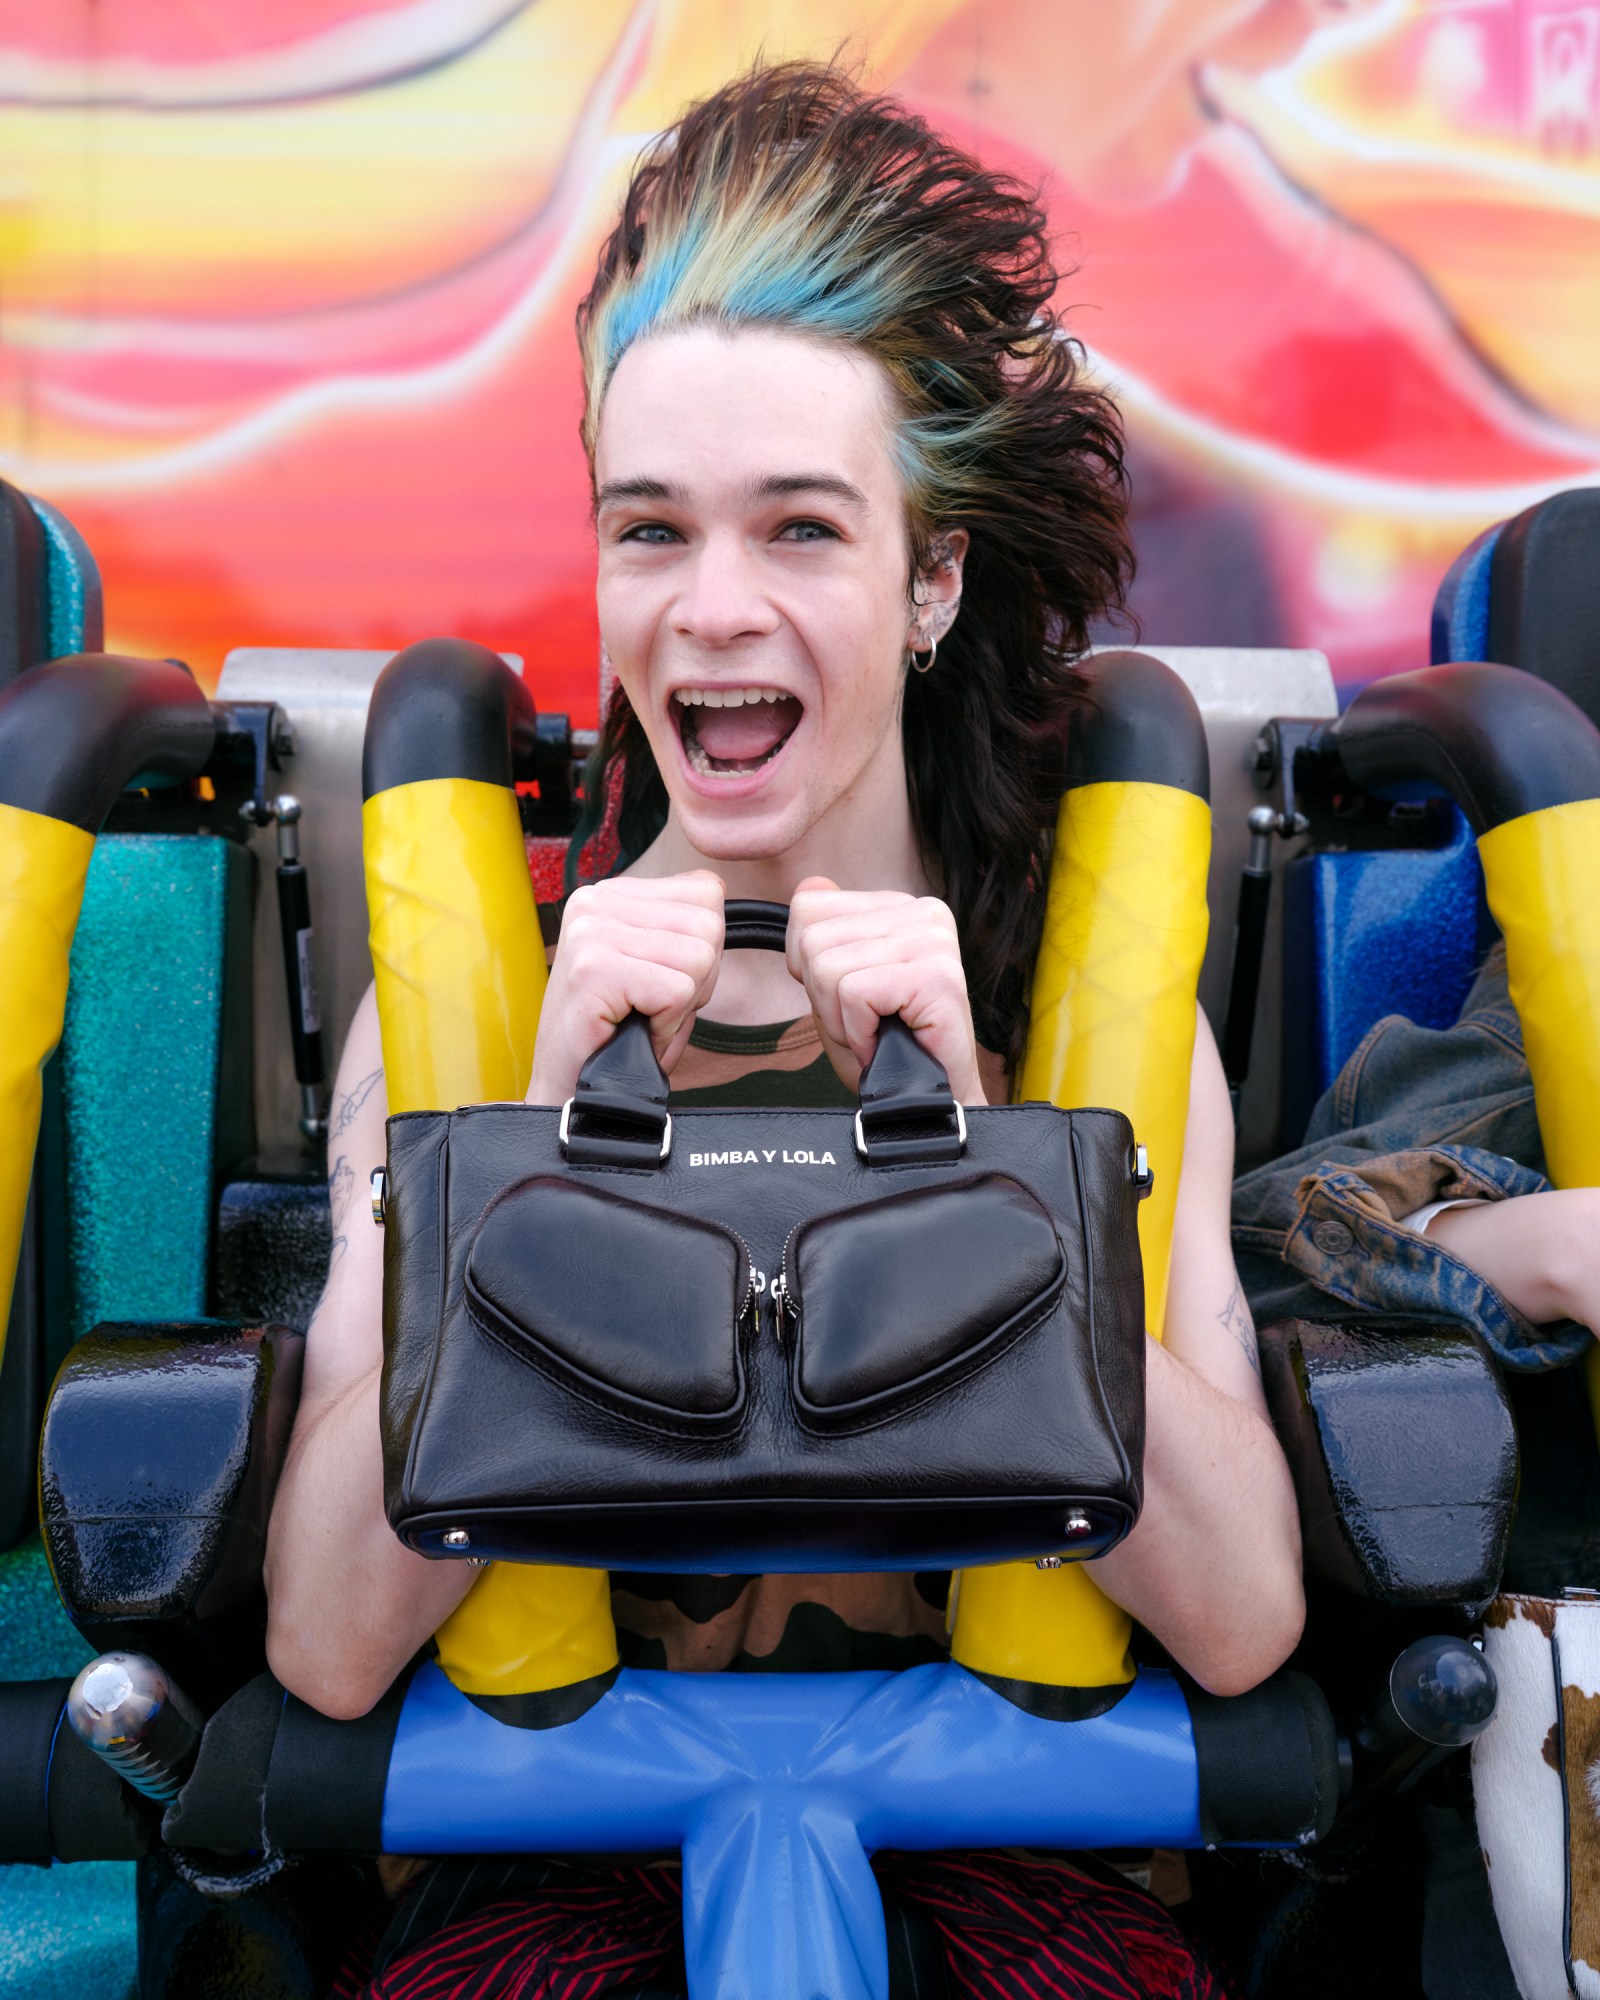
[[333, 1850, 1234, 2000]]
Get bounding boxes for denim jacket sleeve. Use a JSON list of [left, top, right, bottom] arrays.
[[1231, 944, 1590, 1371]]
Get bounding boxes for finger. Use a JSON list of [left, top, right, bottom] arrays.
[[803, 927, 961, 988], [594, 865, 724, 902], [835, 964, 926, 1068], [785, 876, 836, 982], [800, 934, 965, 1054], [569, 883, 725, 942], [834, 965, 975, 1082], [602, 962, 703, 1052], [562, 924, 719, 1004], [786, 879, 916, 979], [657, 1013, 699, 1076], [787, 894, 938, 980]]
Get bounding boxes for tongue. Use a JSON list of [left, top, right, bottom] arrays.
[[694, 697, 800, 766]]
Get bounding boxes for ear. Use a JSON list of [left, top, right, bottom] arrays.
[[907, 530, 969, 653]]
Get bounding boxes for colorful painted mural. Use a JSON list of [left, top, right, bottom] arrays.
[[1, 0, 1598, 713]]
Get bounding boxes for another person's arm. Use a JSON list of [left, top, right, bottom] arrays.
[[1425, 1190, 1600, 1332]]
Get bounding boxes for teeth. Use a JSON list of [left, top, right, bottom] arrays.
[[673, 686, 790, 709]]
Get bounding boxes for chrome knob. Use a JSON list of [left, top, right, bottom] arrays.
[[66, 1653, 203, 1804]]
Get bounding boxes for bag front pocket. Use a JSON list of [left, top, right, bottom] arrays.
[[466, 1176, 753, 1432], [781, 1173, 1067, 1433]]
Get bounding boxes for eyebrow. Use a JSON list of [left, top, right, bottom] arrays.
[[594, 476, 683, 509], [747, 473, 868, 509], [593, 472, 869, 512]]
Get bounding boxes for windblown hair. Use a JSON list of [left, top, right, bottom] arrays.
[[575, 61, 1133, 1066]]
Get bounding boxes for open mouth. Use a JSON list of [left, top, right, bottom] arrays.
[[673, 685, 804, 779]]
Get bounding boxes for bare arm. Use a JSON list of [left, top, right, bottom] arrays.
[[264, 985, 477, 1720], [1427, 1189, 1600, 1331], [1093, 1012, 1306, 1696]]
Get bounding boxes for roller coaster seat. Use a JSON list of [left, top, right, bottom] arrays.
[[2, 484, 1600, 1998], [1279, 484, 1600, 1147]]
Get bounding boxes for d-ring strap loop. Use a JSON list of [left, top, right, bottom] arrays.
[[561, 900, 967, 1168]]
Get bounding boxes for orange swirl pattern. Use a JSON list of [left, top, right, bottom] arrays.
[[2, 0, 1598, 711]]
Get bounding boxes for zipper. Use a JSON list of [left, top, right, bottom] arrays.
[[727, 1227, 759, 1327], [768, 1221, 803, 1345]]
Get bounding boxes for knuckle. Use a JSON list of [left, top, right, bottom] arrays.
[[565, 941, 604, 985]]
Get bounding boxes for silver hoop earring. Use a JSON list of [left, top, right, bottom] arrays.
[[912, 633, 938, 675]]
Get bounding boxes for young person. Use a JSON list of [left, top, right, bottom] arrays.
[[268, 62, 1305, 1998]]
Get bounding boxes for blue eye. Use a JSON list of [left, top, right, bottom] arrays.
[[619, 522, 681, 545], [779, 520, 838, 543]]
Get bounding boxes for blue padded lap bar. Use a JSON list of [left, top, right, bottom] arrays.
[[385, 1663, 1203, 2000]]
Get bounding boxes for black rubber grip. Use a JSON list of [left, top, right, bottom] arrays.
[[362, 637, 538, 799], [276, 861, 324, 1087], [1334, 661, 1600, 834], [0, 653, 216, 830], [0, 478, 46, 694], [1221, 867, 1272, 1088], [1187, 1668, 1340, 1846], [1068, 650, 1210, 800]]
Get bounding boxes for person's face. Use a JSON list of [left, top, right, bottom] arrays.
[[592, 324, 964, 864]]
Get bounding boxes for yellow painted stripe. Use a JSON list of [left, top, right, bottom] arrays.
[[0, 802, 95, 1370]]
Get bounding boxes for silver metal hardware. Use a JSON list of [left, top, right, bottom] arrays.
[[558, 1097, 672, 1163], [272, 793, 303, 862], [769, 1273, 789, 1344], [1129, 1144, 1153, 1198], [370, 1167, 387, 1226], [853, 1098, 967, 1162], [1035, 1555, 1064, 1570], [1064, 1509, 1093, 1538], [67, 1652, 204, 1805], [443, 1528, 472, 1550], [1245, 802, 1277, 874], [467, 1556, 490, 1569], [299, 1084, 324, 1143]]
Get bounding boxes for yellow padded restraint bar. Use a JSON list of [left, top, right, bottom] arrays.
[[951, 780, 1212, 1692], [362, 775, 618, 1695], [1475, 796, 1600, 1443], [0, 802, 95, 1370]]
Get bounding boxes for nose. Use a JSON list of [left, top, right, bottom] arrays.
[[672, 532, 780, 650]]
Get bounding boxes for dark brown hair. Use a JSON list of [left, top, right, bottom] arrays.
[[574, 60, 1133, 1066]]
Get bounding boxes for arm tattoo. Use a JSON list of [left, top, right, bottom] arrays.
[[1218, 1280, 1262, 1378], [329, 1066, 383, 1138], [328, 1154, 355, 1229], [318, 1152, 356, 1301]]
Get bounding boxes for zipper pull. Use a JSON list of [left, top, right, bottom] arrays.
[[769, 1273, 788, 1345]]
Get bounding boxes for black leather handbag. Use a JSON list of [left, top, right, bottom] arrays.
[[379, 901, 1149, 1572]]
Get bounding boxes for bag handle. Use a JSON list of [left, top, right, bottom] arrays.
[[559, 899, 967, 1169]]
